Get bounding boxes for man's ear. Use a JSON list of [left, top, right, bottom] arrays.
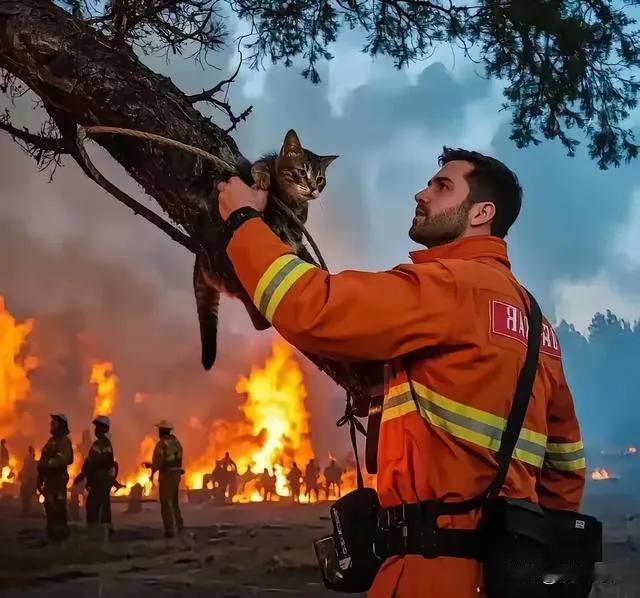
[[469, 201, 496, 228]]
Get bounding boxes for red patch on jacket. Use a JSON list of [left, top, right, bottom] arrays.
[[491, 300, 561, 358]]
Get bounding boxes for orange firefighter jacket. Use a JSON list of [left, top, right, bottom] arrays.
[[227, 218, 586, 597]]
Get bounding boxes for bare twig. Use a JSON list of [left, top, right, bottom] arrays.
[[187, 51, 253, 132]]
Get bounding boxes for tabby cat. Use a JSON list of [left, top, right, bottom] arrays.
[[194, 129, 338, 370]]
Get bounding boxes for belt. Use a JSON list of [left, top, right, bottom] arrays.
[[375, 500, 479, 560]]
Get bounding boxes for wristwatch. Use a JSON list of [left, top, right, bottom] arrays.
[[225, 206, 263, 236]]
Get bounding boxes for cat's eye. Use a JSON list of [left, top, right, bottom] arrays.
[[316, 176, 326, 185], [296, 168, 307, 177]]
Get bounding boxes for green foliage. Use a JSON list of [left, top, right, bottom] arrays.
[[49, 1, 640, 168]]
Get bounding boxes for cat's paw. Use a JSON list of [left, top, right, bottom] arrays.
[[251, 163, 271, 191]]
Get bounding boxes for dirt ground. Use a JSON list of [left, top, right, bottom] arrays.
[[0, 487, 639, 597]]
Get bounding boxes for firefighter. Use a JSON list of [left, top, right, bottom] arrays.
[[324, 459, 343, 499], [218, 451, 238, 502], [19, 446, 38, 516], [217, 148, 586, 597], [37, 413, 74, 541], [258, 467, 274, 501], [287, 462, 303, 503], [143, 420, 184, 538], [74, 415, 115, 537], [304, 459, 320, 503]]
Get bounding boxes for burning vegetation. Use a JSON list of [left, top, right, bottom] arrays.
[[0, 297, 360, 504]]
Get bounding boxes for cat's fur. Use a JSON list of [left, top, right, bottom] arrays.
[[194, 129, 338, 370]]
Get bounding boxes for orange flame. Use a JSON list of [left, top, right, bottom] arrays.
[[0, 296, 38, 438], [186, 339, 315, 501], [90, 362, 118, 417], [114, 435, 155, 497], [591, 467, 612, 480], [626, 446, 637, 455]]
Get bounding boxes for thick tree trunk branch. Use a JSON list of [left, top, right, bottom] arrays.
[[0, 0, 379, 408]]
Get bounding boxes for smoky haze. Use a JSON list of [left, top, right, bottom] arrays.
[[1, 31, 640, 477]]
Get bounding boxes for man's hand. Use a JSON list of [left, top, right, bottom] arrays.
[[217, 177, 268, 221]]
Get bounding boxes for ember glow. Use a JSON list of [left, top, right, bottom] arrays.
[[185, 339, 315, 501], [1, 456, 17, 487], [591, 467, 613, 480], [90, 362, 118, 417], [626, 446, 637, 455], [0, 295, 38, 438]]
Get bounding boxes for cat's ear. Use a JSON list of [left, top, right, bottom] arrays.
[[320, 155, 339, 169], [280, 129, 303, 158]]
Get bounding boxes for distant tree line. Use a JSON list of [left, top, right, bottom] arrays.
[[558, 311, 640, 447]]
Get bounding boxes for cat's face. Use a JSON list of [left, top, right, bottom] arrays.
[[275, 130, 338, 204]]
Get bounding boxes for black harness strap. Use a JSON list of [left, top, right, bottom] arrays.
[[377, 289, 543, 556], [337, 392, 368, 489]]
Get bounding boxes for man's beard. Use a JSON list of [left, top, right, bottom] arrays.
[[409, 199, 471, 248]]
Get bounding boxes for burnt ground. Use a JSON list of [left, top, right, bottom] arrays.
[[0, 486, 639, 597]]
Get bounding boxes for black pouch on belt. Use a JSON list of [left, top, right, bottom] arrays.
[[313, 487, 382, 593], [313, 392, 383, 593]]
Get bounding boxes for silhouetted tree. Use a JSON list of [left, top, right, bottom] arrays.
[[558, 311, 640, 447]]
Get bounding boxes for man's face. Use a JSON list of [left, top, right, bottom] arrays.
[[410, 160, 474, 248]]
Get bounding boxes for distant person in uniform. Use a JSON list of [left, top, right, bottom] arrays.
[[37, 413, 74, 541], [287, 462, 303, 503], [19, 445, 38, 516], [259, 468, 275, 502], [144, 420, 184, 538], [323, 459, 344, 499], [74, 415, 115, 537], [304, 459, 320, 503], [219, 452, 238, 502]]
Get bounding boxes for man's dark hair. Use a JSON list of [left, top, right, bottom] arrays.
[[439, 147, 522, 238]]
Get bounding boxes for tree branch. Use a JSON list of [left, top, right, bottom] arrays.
[[74, 126, 197, 252], [0, 119, 68, 153], [187, 51, 253, 132]]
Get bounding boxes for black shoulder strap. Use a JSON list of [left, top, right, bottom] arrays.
[[485, 288, 542, 499]]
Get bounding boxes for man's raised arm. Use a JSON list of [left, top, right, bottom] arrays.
[[227, 217, 457, 361]]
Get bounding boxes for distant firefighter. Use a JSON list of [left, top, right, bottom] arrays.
[[74, 415, 115, 537], [324, 459, 344, 499], [287, 462, 303, 503], [19, 446, 38, 517], [304, 459, 320, 503], [213, 452, 238, 503], [258, 468, 276, 502], [37, 413, 74, 541], [144, 420, 184, 538]]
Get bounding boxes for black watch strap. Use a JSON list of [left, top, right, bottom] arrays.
[[225, 206, 262, 236]]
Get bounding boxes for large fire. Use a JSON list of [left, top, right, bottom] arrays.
[[90, 362, 118, 417], [185, 339, 316, 502], [0, 296, 38, 438]]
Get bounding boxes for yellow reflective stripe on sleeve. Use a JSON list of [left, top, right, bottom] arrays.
[[381, 380, 547, 468], [545, 440, 585, 471], [545, 457, 587, 471], [546, 440, 583, 453], [253, 254, 315, 323]]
